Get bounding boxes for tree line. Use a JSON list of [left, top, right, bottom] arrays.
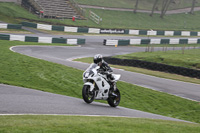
[[134, 0, 197, 18]]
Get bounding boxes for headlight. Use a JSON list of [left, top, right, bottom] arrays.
[[84, 72, 89, 78], [83, 71, 94, 78]]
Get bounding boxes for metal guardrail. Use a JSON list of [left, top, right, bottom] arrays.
[[89, 10, 102, 24], [28, 0, 45, 18], [21, 0, 44, 16], [69, 0, 85, 18], [28, 0, 43, 11]]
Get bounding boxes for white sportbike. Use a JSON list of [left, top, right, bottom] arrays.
[[82, 63, 121, 107]]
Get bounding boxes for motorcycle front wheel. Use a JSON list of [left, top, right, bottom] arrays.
[[82, 85, 95, 104], [107, 88, 120, 107]]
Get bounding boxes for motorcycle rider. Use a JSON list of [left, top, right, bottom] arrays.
[[93, 54, 114, 84]]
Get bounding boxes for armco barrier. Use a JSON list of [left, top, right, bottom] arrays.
[[0, 23, 22, 29], [0, 34, 85, 45], [21, 22, 37, 28], [103, 38, 200, 45], [103, 57, 200, 79], [22, 22, 99, 34], [0, 34, 10, 40], [22, 21, 200, 36]]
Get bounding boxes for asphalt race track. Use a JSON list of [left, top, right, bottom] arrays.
[[0, 32, 200, 122], [11, 43, 200, 101], [0, 84, 190, 122]]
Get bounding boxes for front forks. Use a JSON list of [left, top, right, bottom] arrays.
[[110, 82, 117, 91]]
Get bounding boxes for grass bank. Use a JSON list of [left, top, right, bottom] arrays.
[[0, 40, 200, 123], [0, 115, 199, 133], [75, 0, 200, 10], [2, 2, 200, 31], [0, 28, 31, 34], [0, 40, 82, 97], [85, 8, 200, 30], [113, 49, 200, 70]]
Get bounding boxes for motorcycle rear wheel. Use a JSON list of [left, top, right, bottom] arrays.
[[82, 85, 95, 104], [107, 88, 120, 107]]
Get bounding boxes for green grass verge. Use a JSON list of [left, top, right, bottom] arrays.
[[75, 0, 200, 10], [0, 2, 38, 24], [86, 8, 200, 30], [0, 115, 199, 133], [2, 2, 200, 31], [0, 40, 200, 123], [0, 28, 32, 34], [0, 40, 82, 98], [113, 49, 200, 70]]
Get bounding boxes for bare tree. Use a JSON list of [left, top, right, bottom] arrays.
[[160, 0, 173, 18], [163, 0, 173, 14], [134, 0, 139, 13], [160, 0, 168, 18], [190, 0, 196, 14], [150, 0, 159, 16]]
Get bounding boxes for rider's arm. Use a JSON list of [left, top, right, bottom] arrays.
[[103, 61, 113, 73]]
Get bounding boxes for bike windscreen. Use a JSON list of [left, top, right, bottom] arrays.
[[83, 63, 98, 78], [85, 63, 98, 73]]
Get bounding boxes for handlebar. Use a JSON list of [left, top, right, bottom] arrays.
[[97, 69, 112, 75]]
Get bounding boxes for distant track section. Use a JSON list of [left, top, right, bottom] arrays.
[[0, 33, 85, 45], [103, 38, 200, 45], [22, 21, 200, 37]]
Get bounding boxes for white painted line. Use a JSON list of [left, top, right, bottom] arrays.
[[9, 46, 17, 52], [0, 114, 136, 118], [0, 114, 193, 123]]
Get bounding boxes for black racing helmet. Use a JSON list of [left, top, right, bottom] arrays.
[[93, 54, 103, 64]]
